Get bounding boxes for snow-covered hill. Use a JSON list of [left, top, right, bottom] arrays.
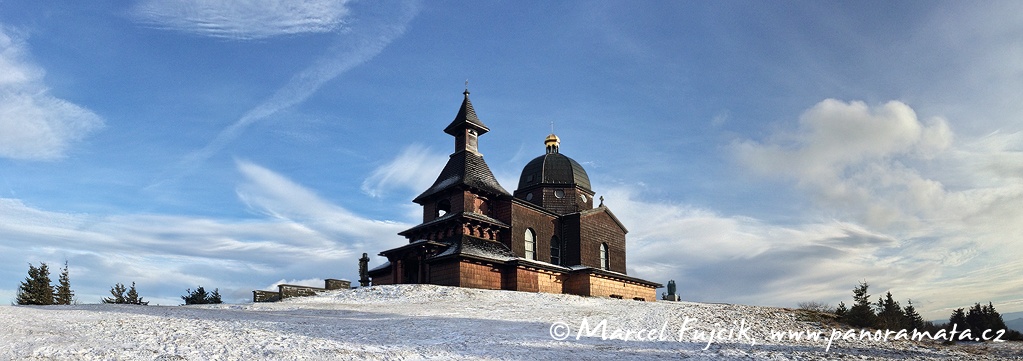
[[1, 285, 1020, 360]]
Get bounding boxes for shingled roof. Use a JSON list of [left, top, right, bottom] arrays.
[[413, 150, 510, 203], [444, 90, 489, 136]]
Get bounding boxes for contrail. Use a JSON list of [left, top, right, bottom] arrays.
[[150, 1, 419, 189]]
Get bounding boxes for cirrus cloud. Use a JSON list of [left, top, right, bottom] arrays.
[[130, 0, 353, 40], [0, 28, 104, 161]]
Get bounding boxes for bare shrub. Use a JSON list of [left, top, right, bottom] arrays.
[[797, 301, 833, 313]]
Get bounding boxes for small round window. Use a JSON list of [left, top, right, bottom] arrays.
[[526, 193, 533, 201], [580, 194, 588, 203], [554, 189, 564, 198]]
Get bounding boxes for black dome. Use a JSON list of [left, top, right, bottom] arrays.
[[517, 152, 591, 192]]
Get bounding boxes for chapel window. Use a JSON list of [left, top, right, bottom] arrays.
[[550, 236, 561, 266], [599, 243, 608, 270], [525, 228, 536, 260]]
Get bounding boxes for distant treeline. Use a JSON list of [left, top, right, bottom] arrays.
[[801, 281, 1022, 342], [14, 261, 221, 306]]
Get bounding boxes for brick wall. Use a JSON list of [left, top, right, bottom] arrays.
[[458, 260, 503, 290], [429, 259, 460, 286], [501, 266, 565, 294], [563, 272, 656, 301]]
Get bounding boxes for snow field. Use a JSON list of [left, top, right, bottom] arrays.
[[2, 284, 1019, 360]]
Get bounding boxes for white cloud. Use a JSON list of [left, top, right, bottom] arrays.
[[0, 28, 103, 161], [735, 100, 949, 181], [361, 144, 447, 198], [236, 159, 408, 244], [603, 186, 908, 306], [723, 99, 1023, 317], [0, 161, 407, 305], [733, 99, 964, 229], [131, 0, 353, 40]]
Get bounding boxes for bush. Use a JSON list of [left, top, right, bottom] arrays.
[[797, 301, 833, 313]]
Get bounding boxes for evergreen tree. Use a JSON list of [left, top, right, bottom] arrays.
[[835, 302, 848, 317], [182, 286, 223, 305], [903, 299, 925, 331], [124, 282, 148, 305], [209, 288, 222, 304], [182, 286, 208, 305], [103, 283, 127, 304], [949, 307, 968, 332], [103, 282, 148, 305], [54, 261, 75, 305], [983, 302, 1008, 331], [841, 281, 877, 328], [15, 263, 54, 305], [963, 302, 1008, 337], [875, 291, 905, 330]]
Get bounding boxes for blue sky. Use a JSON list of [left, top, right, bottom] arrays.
[[1, 0, 1021, 319]]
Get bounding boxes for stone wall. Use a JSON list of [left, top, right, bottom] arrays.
[[252, 290, 280, 303], [279, 284, 322, 299], [252, 279, 353, 302], [325, 279, 351, 290]]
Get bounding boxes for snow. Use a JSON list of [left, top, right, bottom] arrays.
[[1, 285, 1020, 360]]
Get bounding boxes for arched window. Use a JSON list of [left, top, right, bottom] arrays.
[[599, 243, 608, 270], [524, 228, 536, 260], [550, 236, 561, 265], [436, 199, 451, 218]]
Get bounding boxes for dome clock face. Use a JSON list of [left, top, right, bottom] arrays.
[[554, 189, 565, 198]]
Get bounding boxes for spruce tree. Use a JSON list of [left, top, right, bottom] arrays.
[[54, 261, 74, 305], [125, 282, 148, 305], [835, 302, 848, 317], [841, 281, 877, 328], [875, 291, 905, 330], [903, 299, 925, 330], [949, 308, 968, 332], [209, 288, 222, 304], [102, 282, 148, 305], [182, 286, 223, 305], [182, 286, 208, 305], [983, 302, 1008, 331], [102, 283, 127, 304], [15, 263, 54, 305]]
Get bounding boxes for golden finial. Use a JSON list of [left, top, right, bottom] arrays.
[[545, 133, 560, 154]]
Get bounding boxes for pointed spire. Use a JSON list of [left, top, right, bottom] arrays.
[[444, 89, 489, 136]]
